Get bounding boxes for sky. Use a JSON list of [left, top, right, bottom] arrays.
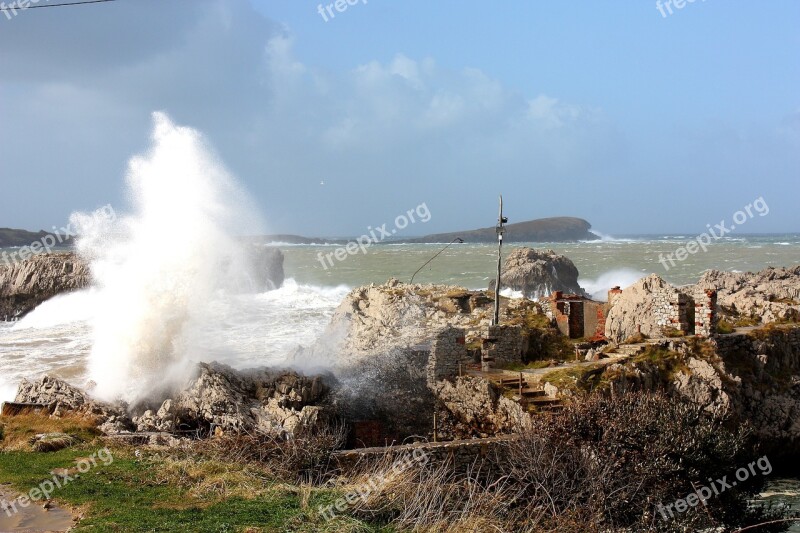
[[0, 0, 798, 237]]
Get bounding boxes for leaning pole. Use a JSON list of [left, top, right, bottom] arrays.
[[493, 195, 507, 326]]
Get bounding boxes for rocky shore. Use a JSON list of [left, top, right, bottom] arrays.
[[2, 249, 799, 531], [0, 247, 286, 321], [0, 252, 89, 320], [5, 250, 800, 451]]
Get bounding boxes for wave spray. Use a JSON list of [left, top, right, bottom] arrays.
[[72, 112, 262, 401]]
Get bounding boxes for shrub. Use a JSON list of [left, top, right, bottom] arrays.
[[716, 319, 735, 334], [344, 392, 787, 532], [199, 424, 347, 484]]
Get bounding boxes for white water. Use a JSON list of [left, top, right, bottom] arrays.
[[0, 279, 349, 403], [68, 112, 269, 400], [580, 268, 645, 301]]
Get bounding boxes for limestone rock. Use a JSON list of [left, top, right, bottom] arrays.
[[13, 363, 330, 440], [13, 375, 134, 433], [604, 274, 688, 344], [673, 358, 732, 415], [431, 376, 530, 438], [0, 252, 90, 320], [131, 362, 331, 438], [322, 280, 490, 366], [693, 266, 800, 324], [490, 248, 585, 299]]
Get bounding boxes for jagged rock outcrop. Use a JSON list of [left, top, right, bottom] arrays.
[[431, 377, 531, 439], [322, 279, 495, 365], [132, 363, 330, 437], [693, 266, 800, 324], [10, 363, 332, 439], [600, 328, 800, 457], [604, 274, 685, 343], [14, 375, 134, 434], [0, 252, 90, 320], [490, 248, 585, 299]]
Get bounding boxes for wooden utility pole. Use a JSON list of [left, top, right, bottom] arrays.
[[493, 195, 507, 326]]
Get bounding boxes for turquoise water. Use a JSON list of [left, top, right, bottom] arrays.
[[281, 234, 800, 293]]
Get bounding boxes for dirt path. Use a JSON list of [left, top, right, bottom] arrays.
[[0, 485, 75, 533]]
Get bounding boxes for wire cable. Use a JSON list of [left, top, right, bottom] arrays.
[[1, 0, 118, 12]]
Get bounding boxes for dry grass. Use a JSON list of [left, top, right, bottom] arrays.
[[329, 392, 780, 532], [196, 424, 347, 484], [342, 452, 516, 532], [0, 413, 99, 451]]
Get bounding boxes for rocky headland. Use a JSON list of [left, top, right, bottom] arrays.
[[0, 252, 89, 321], [0, 247, 286, 320], [3, 249, 799, 531]]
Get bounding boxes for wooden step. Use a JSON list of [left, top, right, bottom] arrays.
[[529, 397, 562, 406], [520, 388, 546, 398], [497, 377, 527, 386]]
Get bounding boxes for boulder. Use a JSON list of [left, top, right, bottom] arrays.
[[246, 246, 285, 291], [431, 376, 531, 439], [0, 252, 90, 320], [490, 248, 585, 299], [131, 362, 331, 438]]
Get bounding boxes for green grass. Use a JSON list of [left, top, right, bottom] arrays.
[[631, 346, 691, 381], [0, 442, 391, 532], [538, 363, 606, 394]]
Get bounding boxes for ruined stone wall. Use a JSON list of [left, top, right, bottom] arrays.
[[694, 289, 717, 338], [485, 324, 524, 366], [426, 327, 471, 385], [652, 287, 692, 334], [333, 435, 513, 473]]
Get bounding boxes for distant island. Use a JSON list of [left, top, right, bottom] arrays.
[[0, 228, 68, 248], [3, 216, 598, 249], [404, 216, 599, 243], [247, 234, 349, 245], [250, 217, 599, 244]]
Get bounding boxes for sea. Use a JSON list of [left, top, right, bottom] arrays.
[[1, 234, 799, 524]]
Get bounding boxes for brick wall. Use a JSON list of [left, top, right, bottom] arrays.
[[694, 289, 717, 337]]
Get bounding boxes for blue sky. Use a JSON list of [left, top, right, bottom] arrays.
[[0, 0, 798, 236]]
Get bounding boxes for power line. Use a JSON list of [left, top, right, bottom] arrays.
[[1, 0, 119, 12]]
